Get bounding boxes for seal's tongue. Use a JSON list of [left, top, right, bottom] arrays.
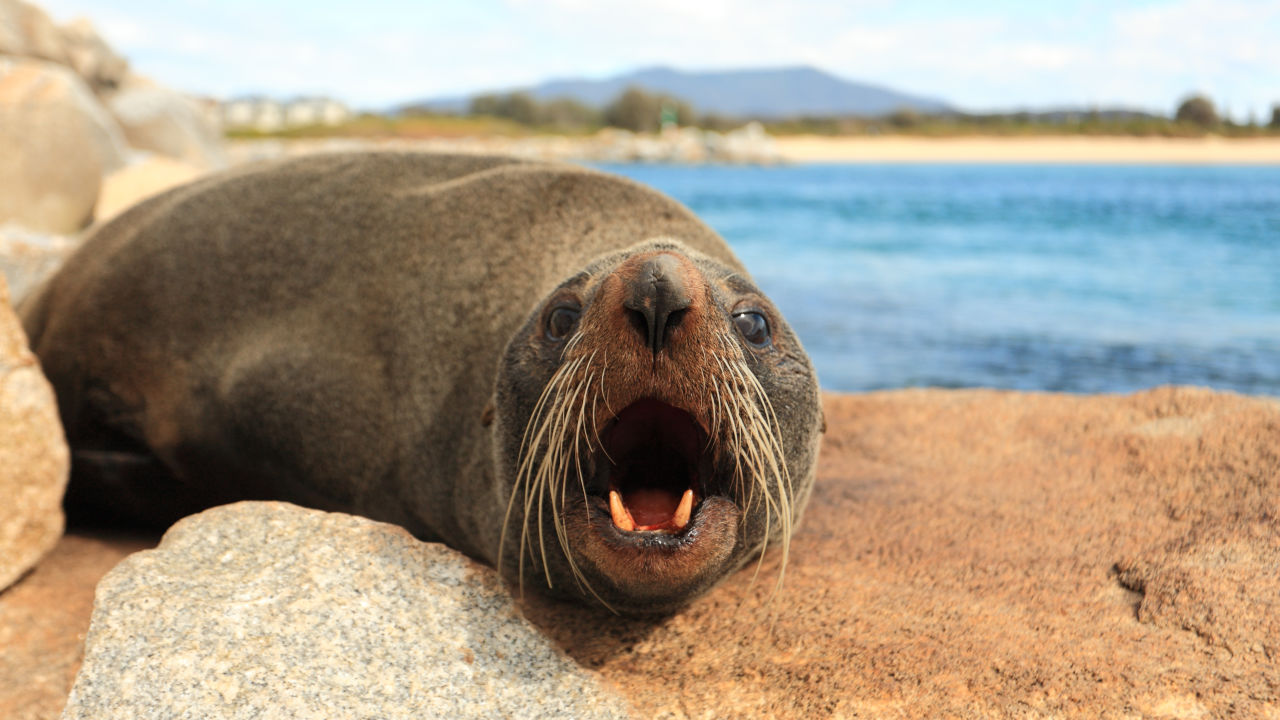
[[610, 487, 694, 531], [603, 399, 704, 533]]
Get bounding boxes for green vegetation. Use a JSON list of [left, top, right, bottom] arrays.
[[1174, 95, 1218, 128], [228, 89, 1280, 140], [467, 92, 600, 131], [764, 96, 1279, 138], [601, 87, 693, 133]]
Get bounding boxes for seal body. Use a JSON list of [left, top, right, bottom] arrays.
[[22, 152, 822, 613]]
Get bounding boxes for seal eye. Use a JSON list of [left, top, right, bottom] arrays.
[[546, 306, 580, 341], [732, 311, 771, 348]]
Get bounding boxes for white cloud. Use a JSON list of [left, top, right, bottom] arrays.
[[31, 0, 1280, 118]]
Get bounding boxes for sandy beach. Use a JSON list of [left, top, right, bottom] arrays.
[[775, 134, 1280, 164]]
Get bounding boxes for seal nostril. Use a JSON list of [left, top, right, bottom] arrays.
[[626, 307, 651, 348], [663, 308, 687, 348], [623, 254, 692, 356]]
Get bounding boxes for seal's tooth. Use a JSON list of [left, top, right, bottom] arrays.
[[672, 488, 693, 529], [609, 489, 636, 531]]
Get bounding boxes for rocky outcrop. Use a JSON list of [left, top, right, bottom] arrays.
[[0, 274, 68, 593], [0, 1, 224, 236], [225, 125, 784, 167], [62, 502, 631, 720], [6, 388, 1279, 718], [0, 57, 128, 233]]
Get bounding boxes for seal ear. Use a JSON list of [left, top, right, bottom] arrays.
[[820, 408, 827, 434], [481, 401, 495, 428]]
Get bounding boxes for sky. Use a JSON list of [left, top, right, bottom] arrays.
[[38, 0, 1280, 120]]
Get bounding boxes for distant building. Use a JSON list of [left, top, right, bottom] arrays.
[[284, 98, 351, 127], [220, 96, 351, 132]]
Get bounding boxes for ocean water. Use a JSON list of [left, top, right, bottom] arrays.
[[598, 163, 1280, 396]]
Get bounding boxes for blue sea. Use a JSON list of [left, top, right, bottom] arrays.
[[599, 163, 1280, 396]]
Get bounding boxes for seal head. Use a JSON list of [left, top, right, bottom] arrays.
[[494, 239, 821, 614]]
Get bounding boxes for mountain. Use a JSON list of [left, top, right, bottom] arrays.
[[401, 65, 952, 118]]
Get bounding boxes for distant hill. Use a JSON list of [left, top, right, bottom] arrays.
[[401, 65, 952, 118]]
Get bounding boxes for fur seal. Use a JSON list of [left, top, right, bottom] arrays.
[[21, 152, 823, 614]]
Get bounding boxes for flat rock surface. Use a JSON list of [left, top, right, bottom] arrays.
[[3, 387, 1277, 718], [60, 502, 631, 720], [520, 387, 1280, 718], [0, 275, 68, 592]]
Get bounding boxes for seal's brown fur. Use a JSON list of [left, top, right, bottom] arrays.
[[22, 152, 822, 613]]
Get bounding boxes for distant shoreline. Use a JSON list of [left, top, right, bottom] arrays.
[[224, 133, 1280, 168], [774, 135, 1280, 165]]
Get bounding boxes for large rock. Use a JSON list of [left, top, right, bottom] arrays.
[[106, 78, 227, 168], [0, 57, 127, 233], [0, 0, 67, 64], [57, 17, 127, 92], [0, 274, 68, 593], [62, 502, 631, 720]]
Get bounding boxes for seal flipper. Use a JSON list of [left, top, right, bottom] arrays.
[[62, 385, 203, 530], [66, 448, 185, 531]]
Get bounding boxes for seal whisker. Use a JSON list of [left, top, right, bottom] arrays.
[[534, 370, 578, 586], [532, 349, 614, 609], [502, 350, 587, 594], [707, 330, 793, 602]]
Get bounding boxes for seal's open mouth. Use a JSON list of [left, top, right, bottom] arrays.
[[596, 398, 712, 534]]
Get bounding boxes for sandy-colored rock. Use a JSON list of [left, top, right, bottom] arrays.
[[57, 17, 127, 92], [107, 80, 227, 168], [0, 0, 67, 64], [0, 532, 151, 720], [95, 155, 204, 222], [62, 502, 631, 720], [520, 387, 1280, 718], [0, 223, 76, 304], [0, 274, 68, 592], [0, 57, 127, 233]]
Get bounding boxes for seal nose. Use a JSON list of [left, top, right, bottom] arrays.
[[622, 253, 692, 355]]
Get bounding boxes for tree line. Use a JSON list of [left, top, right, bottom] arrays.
[[464, 87, 739, 133], [409, 88, 1280, 137]]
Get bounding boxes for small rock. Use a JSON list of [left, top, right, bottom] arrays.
[[96, 154, 205, 223], [0, 56, 128, 233], [62, 502, 631, 720], [0, 222, 77, 304], [0, 273, 69, 593]]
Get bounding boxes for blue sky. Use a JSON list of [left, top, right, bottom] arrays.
[[38, 0, 1280, 120]]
